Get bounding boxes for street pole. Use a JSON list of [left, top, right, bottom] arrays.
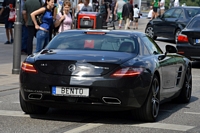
[[12, 0, 22, 74]]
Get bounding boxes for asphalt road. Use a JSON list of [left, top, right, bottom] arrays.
[[0, 19, 200, 133]]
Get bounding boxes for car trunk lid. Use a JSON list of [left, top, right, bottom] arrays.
[[34, 50, 137, 76]]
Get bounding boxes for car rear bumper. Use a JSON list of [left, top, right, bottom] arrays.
[[177, 43, 200, 60], [20, 72, 152, 110]]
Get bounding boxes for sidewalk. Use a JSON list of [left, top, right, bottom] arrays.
[[0, 18, 149, 92]]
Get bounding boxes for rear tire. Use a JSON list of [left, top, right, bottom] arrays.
[[19, 91, 49, 114], [132, 75, 160, 122], [145, 25, 157, 40], [176, 66, 192, 103]]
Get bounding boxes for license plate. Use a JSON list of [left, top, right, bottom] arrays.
[[52, 86, 89, 97], [196, 39, 200, 43]]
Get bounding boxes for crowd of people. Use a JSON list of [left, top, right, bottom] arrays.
[[0, 0, 142, 55]]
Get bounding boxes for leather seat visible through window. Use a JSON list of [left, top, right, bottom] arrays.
[[118, 41, 134, 53]]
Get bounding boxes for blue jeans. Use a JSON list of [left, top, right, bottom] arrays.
[[35, 30, 49, 53], [21, 25, 28, 52]]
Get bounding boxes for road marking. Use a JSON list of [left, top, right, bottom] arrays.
[[12, 101, 20, 104], [131, 123, 194, 131], [184, 112, 200, 115], [63, 123, 103, 133], [0, 110, 29, 117]]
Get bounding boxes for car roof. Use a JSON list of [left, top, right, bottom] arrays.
[[61, 29, 145, 37], [171, 6, 200, 9]]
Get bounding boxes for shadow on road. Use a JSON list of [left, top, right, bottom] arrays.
[[28, 96, 198, 124], [192, 61, 200, 69]]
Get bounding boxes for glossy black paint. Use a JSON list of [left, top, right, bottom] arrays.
[[20, 30, 191, 111], [146, 6, 200, 41], [177, 14, 200, 61]]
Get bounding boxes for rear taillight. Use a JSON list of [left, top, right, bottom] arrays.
[[111, 67, 144, 77], [177, 34, 188, 43], [21, 62, 37, 73]]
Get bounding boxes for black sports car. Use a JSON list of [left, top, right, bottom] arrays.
[[145, 6, 200, 43], [177, 14, 200, 61], [19, 30, 192, 122]]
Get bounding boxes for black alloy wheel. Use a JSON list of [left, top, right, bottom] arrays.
[[178, 66, 192, 103], [132, 75, 160, 122]]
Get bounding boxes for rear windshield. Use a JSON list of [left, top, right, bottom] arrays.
[[186, 8, 200, 17], [46, 32, 138, 53], [187, 17, 200, 29]]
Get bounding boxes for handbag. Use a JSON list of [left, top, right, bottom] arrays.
[[36, 0, 45, 25], [8, 9, 16, 22]]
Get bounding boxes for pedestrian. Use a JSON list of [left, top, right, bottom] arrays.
[[151, 0, 159, 19], [111, 0, 117, 21], [133, 4, 139, 30], [122, 0, 133, 30], [0, 0, 15, 44], [54, 1, 72, 33], [99, 0, 111, 29], [81, 0, 93, 12], [30, 0, 54, 53], [23, 0, 43, 55], [147, 6, 153, 19], [174, 0, 179, 7], [160, 0, 165, 15], [114, 0, 125, 29], [49, 0, 58, 41], [75, 0, 84, 15], [21, 0, 28, 55]]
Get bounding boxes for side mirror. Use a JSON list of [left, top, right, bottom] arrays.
[[165, 45, 177, 53]]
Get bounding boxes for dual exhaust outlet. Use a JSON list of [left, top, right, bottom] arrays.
[[28, 93, 43, 100], [28, 93, 121, 105]]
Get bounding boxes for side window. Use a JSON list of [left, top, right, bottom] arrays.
[[138, 37, 150, 56], [142, 36, 163, 54], [172, 9, 182, 18], [163, 9, 175, 18], [179, 11, 184, 18], [187, 18, 200, 29]]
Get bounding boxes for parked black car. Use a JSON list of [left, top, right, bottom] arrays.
[[176, 14, 200, 61], [19, 30, 192, 122], [145, 6, 200, 43]]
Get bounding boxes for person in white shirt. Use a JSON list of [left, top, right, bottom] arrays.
[[133, 4, 139, 30], [174, 0, 179, 7], [160, 0, 165, 15], [147, 6, 153, 19]]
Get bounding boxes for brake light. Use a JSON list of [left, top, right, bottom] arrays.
[[21, 62, 37, 73], [86, 32, 106, 35], [177, 34, 188, 43], [111, 67, 144, 77]]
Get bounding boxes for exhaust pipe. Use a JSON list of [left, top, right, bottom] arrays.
[[102, 97, 121, 104], [28, 93, 43, 100]]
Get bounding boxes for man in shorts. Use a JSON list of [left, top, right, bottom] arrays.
[[0, 0, 16, 44], [114, 0, 125, 29], [151, 0, 159, 20]]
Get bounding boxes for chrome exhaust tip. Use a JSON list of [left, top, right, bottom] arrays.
[[28, 93, 43, 100], [102, 97, 121, 104]]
